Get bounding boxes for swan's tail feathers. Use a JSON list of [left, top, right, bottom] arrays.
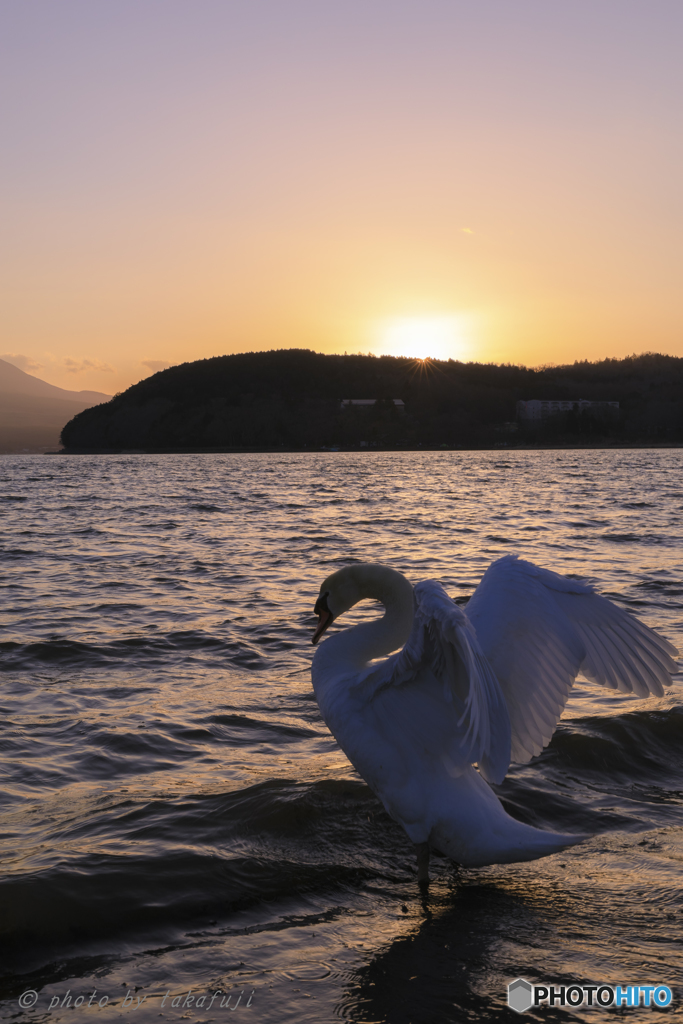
[[431, 815, 590, 867], [415, 767, 592, 868], [485, 823, 590, 866], [428, 772, 592, 867]]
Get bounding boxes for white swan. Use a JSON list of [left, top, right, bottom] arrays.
[[310, 557, 678, 880]]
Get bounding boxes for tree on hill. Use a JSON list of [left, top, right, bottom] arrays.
[[60, 349, 683, 449]]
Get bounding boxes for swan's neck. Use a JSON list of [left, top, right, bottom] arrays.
[[317, 566, 414, 671]]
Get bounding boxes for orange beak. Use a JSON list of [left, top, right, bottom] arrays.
[[312, 608, 333, 645], [312, 591, 333, 645]]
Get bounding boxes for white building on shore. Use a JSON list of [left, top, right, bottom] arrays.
[[341, 399, 405, 412], [516, 398, 619, 420]]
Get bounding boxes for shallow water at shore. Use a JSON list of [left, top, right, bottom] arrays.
[[1, 449, 682, 1022]]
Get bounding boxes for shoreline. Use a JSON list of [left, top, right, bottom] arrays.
[[13, 440, 683, 455]]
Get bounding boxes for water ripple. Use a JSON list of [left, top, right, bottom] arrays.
[[1, 450, 681, 1021]]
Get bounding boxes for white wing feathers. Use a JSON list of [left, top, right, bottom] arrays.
[[335, 558, 676, 790], [352, 580, 511, 785], [466, 556, 678, 764]]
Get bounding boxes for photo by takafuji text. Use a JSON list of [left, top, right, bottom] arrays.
[[17, 988, 255, 1011]]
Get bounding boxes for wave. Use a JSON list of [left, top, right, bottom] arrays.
[[0, 632, 271, 670], [493, 706, 683, 837], [0, 780, 387, 954]]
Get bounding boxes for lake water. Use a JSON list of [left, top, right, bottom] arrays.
[[1, 450, 681, 1023]]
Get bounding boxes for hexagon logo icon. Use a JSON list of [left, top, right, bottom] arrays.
[[508, 978, 533, 1013]]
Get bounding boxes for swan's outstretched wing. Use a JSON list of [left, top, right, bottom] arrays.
[[351, 580, 511, 785], [465, 555, 679, 763]]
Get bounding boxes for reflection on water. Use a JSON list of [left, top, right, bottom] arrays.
[[345, 879, 550, 1024], [346, 829, 683, 1023], [0, 450, 681, 1022]]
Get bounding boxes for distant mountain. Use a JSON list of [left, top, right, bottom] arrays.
[[0, 359, 112, 452], [59, 348, 683, 450], [0, 359, 111, 403]]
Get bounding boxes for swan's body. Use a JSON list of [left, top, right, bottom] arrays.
[[311, 558, 678, 876]]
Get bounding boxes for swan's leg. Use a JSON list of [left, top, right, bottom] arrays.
[[416, 842, 430, 883]]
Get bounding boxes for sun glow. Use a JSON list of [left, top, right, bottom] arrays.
[[374, 316, 470, 361]]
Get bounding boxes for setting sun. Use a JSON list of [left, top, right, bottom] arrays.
[[374, 316, 470, 361]]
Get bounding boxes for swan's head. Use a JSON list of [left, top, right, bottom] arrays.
[[311, 564, 413, 645], [312, 567, 364, 645]]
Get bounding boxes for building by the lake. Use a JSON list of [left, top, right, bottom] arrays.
[[340, 399, 405, 412], [517, 398, 619, 420]]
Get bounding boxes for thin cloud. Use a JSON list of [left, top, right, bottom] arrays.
[[461, 227, 473, 234], [141, 359, 175, 373], [1, 352, 44, 373], [63, 358, 115, 374]]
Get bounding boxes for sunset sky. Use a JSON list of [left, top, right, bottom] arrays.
[[1, 1, 682, 394]]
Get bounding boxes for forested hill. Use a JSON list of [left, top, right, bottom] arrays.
[[60, 349, 683, 450]]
